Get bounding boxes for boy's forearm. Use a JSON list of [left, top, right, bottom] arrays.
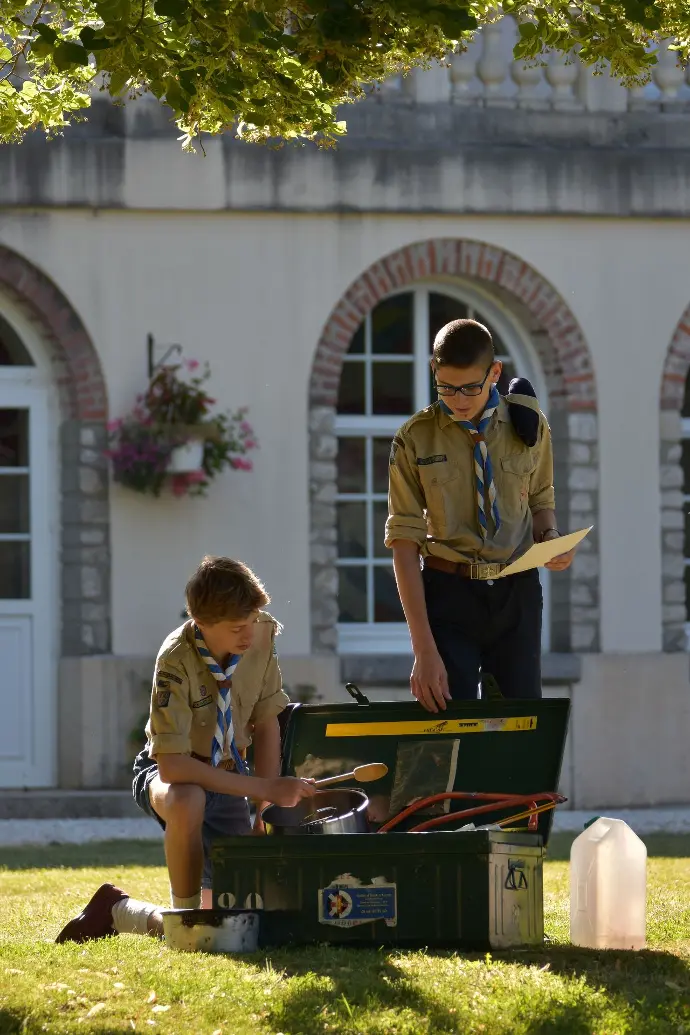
[[156, 751, 270, 799], [251, 719, 282, 820], [532, 509, 559, 541], [391, 541, 437, 654]]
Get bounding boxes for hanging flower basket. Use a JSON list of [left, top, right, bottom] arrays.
[[168, 440, 205, 473], [106, 360, 258, 498]]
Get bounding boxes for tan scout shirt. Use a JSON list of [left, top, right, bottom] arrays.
[[145, 611, 289, 760], [385, 398, 555, 565]]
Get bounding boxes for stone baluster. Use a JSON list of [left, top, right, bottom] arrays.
[[450, 42, 480, 103], [378, 73, 404, 97], [653, 40, 686, 106], [477, 22, 512, 105], [511, 58, 546, 108], [545, 51, 581, 109], [627, 80, 653, 110]]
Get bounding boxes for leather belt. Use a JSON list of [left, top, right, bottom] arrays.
[[424, 556, 507, 580], [191, 751, 238, 772]]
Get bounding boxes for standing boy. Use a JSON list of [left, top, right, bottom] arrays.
[[386, 319, 575, 713], [56, 556, 313, 943]]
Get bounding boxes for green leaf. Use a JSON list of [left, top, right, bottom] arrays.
[[178, 71, 197, 96], [29, 40, 54, 59], [34, 23, 58, 44], [108, 69, 130, 95], [248, 11, 271, 32], [238, 26, 259, 44], [95, 0, 131, 21], [165, 82, 189, 112], [216, 74, 243, 97], [154, 0, 189, 20], [0, 46, 12, 63], [79, 27, 112, 51], [53, 42, 90, 71], [518, 22, 538, 38]]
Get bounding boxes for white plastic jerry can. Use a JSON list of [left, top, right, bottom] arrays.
[[570, 817, 647, 950]]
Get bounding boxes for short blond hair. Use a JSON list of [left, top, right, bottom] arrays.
[[185, 556, 269, 624]]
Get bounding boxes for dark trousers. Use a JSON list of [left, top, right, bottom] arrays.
[[423, 565, 543, 700]]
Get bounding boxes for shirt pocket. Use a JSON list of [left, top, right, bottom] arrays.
[[419, 462, 466, 540], [498, 452, 538, 518]]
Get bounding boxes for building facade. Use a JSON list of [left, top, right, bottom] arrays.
[[1, 21, 690, 805]]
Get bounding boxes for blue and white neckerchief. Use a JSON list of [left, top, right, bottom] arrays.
[[443, 385, 501, 538], [193, 625, 248, 773]]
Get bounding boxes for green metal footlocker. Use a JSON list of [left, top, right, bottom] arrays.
[[212, 693, 570, 949]]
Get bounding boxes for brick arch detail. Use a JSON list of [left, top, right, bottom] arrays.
[[659, 305, 690, 651], [309, 238, 600, 662], [311, 239, 595, 412], [0, 244, 111, 656]]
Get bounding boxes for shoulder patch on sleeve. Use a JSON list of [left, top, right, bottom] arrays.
[[417, 454, 447, 466], [389, 435, 404, 465], [155, 690, 171, 708], [158, 669, 183, 685]]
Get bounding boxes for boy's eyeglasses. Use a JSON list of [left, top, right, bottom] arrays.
[[435, 364, 493, 398]]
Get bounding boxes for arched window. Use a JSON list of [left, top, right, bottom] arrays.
[[334, 284, 546, 653], [0, 313, 35, 367], [0, 313, 36, 600]]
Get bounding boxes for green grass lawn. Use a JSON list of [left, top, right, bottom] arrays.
[[0, 834, 688, 1035]]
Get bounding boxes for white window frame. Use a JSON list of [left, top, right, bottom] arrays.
[[336, 280, 550, 655], [0, 298, 58, 786]]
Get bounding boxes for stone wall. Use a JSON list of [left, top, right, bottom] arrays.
[[61, 421, 111, 654], [0, 244, 111, 657], [660, 306, 690, 651]]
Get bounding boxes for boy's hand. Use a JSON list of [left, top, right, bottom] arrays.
[[265, 776, 315, 808], [411, 649, 451, 713]]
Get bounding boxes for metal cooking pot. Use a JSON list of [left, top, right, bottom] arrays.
[[261, 788, 370, 835]]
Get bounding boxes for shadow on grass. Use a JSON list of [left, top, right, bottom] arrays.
[[264, 943, 690, 1035], [0, 840, 165, 871], [0, 1010, 127, 1035]]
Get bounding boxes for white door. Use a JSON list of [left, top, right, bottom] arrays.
[[0, 384, 55, 786]]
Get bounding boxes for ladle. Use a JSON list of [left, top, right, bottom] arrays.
[[313, 762, 388, 788]]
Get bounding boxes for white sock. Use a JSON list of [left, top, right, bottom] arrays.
[[111, 897, 158, 936], [171, 890, 201, 910]]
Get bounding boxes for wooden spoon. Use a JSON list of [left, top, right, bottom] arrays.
[[314, 762, 388, 788]]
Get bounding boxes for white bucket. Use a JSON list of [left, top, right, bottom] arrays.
[[167, 441, 204, 473], [161, 909, 260, 953]]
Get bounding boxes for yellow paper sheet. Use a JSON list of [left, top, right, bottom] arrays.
[[498, 526, 593, 577]]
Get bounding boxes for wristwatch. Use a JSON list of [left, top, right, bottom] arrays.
[[539, 528, 560, 543]]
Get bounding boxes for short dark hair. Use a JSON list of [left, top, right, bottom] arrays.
[[431, 319, 494, 370], [185, 556, 269, 624]]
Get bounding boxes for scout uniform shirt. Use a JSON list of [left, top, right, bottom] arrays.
[[385, 397, 555, 564], [145, 611, 289, 764]]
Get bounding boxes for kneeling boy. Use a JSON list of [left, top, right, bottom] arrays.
[[56, 556, 313, 943]]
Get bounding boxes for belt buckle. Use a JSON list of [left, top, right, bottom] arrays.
[[472, 562, 501, 580]]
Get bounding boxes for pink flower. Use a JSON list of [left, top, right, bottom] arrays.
[[240, 421, 253, 434], [170, 475, 189, 497], [106, 418, 123, 432], [186, 359, 200, 371], [186, 470, 206, 484], [243, 439, 258, 450], [232, 457, 253, 472]]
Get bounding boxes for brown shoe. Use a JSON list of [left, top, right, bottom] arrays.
[[56, 883, 128, 944]]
